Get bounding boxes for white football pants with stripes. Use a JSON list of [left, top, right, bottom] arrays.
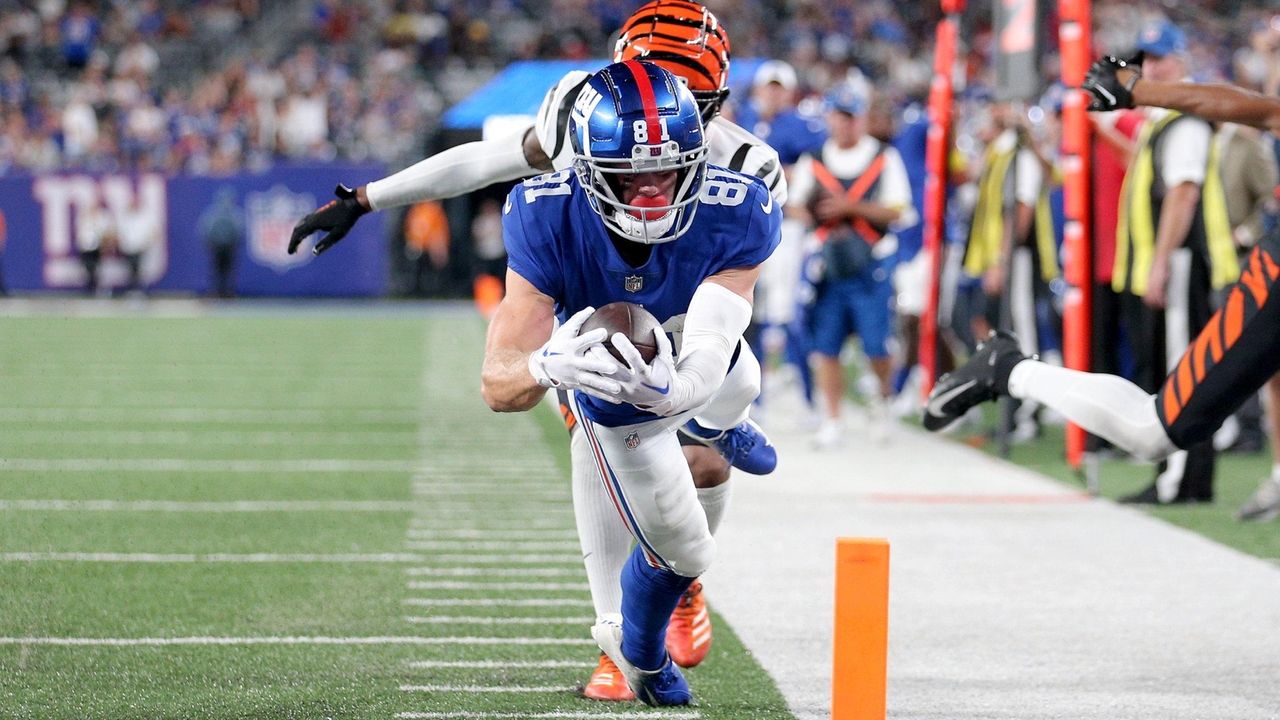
[[569, 340, 760, 623]]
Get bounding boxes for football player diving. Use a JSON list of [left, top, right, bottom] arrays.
[[288, 1, 784, 701], [480, 60, 780, 706]]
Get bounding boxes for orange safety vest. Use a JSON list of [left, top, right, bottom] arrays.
[[809, 151, 887, 246]]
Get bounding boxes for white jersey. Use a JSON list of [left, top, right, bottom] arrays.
[[533, 70, 787, 205]]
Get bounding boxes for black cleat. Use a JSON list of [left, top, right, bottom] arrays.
[[922, 330, 1026, 432]]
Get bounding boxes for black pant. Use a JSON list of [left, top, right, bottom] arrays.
[[211, 244, 236, 298], [80, 249, 100, 295]]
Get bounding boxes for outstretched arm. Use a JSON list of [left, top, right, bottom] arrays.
[[1133, 80, 1280, 136]]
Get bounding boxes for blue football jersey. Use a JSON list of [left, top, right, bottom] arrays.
[[734, 102, 827, 166], [503, 165, 781, 427]]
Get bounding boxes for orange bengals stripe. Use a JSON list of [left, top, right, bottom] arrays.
[[1262, 248, 1279, 280], [1241, 250, 1270, 307], [1175, 351, 1194, 409], [1191, 324, 1210, 383], [1163, 375, 1183, 425], [1224, 288, 1245, 348], [1207, 303, 1225, 363]]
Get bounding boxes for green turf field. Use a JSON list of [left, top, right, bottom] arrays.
[[0, 309, 796, 720]]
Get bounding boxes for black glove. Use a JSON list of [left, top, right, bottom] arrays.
[[1082, 52, 1144, 112], [288, 184, 370, 256]]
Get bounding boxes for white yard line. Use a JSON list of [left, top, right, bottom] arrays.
[[0, 553, 426, 563], [0, 636, 595, 646], [404, 540, 581, 550], [402, 598, 592, 608], [404, 568, 583, 578], [399, 685, 578, 693], [403, 528, 578, 539], [405, 581, 587, 592], [0, 459, 419, 473], [396, 707, 706, 712], [407, 554, 581, 565], [409, 487, 568, 498], [0, 500, 419, 513], [0, 429, 421, 446], [402, 616, 592, 625], [405, 660, 593, 669], [0, 408, 421, 423]]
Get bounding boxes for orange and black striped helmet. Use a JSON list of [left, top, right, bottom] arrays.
[[613, 0, 731, 123]]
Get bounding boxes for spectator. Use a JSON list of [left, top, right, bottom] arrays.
[[75, 201, 111, 296], [116, 191, 157, 296], [403, 199, 449, 296]]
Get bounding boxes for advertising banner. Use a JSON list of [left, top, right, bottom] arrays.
[[0, 164, 387, 297]]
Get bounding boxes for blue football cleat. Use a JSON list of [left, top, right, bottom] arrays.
[[592, 621, 693, 707], [680, 418, 777, 475]]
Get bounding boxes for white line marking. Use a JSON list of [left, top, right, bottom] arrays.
[[407, 524, 573, 533], [0, 636, 596, 646], [409, 554, 580, 565], [396, 707, 706, 712], [405, 660, 593, 669], [404, 567, 583, 578], [0, 408, 422, 424], [402, 598, 593, 608], [403, 541, 579, 552], [403, 616, 591, 625], [0, 429, 421, 447], [0, 459, 420, 473], [406, 581, 587, 592], [0, 553, 425, 563], [0, 500, 419, 513], [399, 685, 577, 693], [410, 487, 567, 498]]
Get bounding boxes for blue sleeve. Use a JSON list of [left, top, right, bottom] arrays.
[[501, 186, 563, 300], [717, 179, 782, 271]]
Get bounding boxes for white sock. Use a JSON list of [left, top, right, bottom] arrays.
[[697, 481, 732, 536], [570, 432, 631, 623], [1007, 360, 1176, 462]]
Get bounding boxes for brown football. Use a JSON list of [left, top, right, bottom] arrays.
[[580, 302, 661, 367]]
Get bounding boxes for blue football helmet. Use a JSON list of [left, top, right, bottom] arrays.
[[569, 60, 708, 244]]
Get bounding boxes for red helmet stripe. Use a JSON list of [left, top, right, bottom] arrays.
[[623, 60, 661, 144]]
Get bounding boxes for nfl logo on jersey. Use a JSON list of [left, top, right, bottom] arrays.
[[624, 432, 641, 450], [624, 275, 644, 293]]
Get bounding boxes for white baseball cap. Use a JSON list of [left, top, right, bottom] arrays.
[[753, 60, 798, 90]]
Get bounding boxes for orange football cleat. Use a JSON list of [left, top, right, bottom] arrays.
[[582, 653, 636, 702], [666, 579, 712, 668]]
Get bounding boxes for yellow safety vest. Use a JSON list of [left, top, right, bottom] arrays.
[[1113, 112, 1239, 294], [964, 142, 1059, 281]]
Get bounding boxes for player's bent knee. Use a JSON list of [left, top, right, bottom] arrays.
[[666, 535, 715, 578], [1129, 426, 1177, 463], [683, 446, 730, 489]]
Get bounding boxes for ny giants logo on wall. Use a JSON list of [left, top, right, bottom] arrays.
[[246, 185, 316, 272], [31, 174, 168, 288]]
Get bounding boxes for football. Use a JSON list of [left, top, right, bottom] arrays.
[[580, 302, 661, 367]]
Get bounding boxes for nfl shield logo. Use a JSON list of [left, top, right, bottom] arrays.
[[247, 185, 316, 272], [624, 432, 641, 450], [624, 275, 643, 292]]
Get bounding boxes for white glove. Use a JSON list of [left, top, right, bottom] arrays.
[[609, 328, 682, 415], [527, 307, 622, 402]]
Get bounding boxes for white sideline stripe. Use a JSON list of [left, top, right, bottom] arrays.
[[0, 499, 419, 513], [403, 541, 579, 552], [396, 707, 706, 712], [404, 567, 583, 578], [0, 408, 422, 423], [0, 429, 420, 447], [0, 636, 595, 646], [403, 616, 591, 625], [411, 554, 580, 565], [406, 660, 593, 669], [0, 458, 420, 473], [0, 553, 425, 563], [400, 685, 577, 694], [407, 581, 587, 592], [402, 598, 592, 608]]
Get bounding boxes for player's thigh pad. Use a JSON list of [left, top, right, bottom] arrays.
[[570, 401, 715, 577]]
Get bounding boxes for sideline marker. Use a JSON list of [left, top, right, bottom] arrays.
[[832, 537, 889, 720]]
